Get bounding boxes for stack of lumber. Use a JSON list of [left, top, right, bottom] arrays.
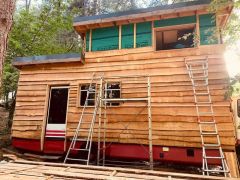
[[0, 160, 237, 180]]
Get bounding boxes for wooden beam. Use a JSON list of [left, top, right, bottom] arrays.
[[196, 14, 200, 47], [40, 85, 49, 151], [119, 25, 122, 50], [134, 23, 136, 48], [89, 29, 92, 52]]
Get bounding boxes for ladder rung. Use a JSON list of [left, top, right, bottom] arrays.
[[194, 93, 209, 96], [186, 60, 207, 65], [75, 138, 88, 141], [193, 84, 208, 87], [70, 148, 89, 151], [189, 67, 208, 71], [199, 122, 215, 124], [195, 101, 212, 104], [203, 144, 220, 147], [191, 76, 208, 80], [203, 169, 229, 173], [201, 132, 218, 135], [66, 158, 88, 162], [198, 112, 213, 115], [204, 156, 224, 159]]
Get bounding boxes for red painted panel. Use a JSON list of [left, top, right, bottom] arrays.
[[43, 139, 65, 154], [12, 138, 222, 165], [12, 138, 41, 152]]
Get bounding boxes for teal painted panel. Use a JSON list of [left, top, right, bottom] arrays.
[[136, 22, 152, 48], [86, 31, 89, 52], [199, 14, 217, 45], [199, 14, 216, 27], [121, 24, 134, 49], [92, 26, 119, 51], [154, 16, 196, 27]]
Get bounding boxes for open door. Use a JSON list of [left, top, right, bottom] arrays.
[[44, 86, 69, 154]]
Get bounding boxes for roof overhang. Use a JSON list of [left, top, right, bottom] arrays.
[[13, 53, 83, 67], [73, 0, 233, 35]]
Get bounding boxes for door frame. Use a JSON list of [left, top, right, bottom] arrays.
[[40, 85, 70, 152]]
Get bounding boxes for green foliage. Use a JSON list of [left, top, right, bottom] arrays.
[[1, 0, 81, 110]]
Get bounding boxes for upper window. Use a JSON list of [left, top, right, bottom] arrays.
[[105, 82, 121, 106], [156, 26, 195, 51], [238, 99, 240, 118], [80, 84, 96, 106]]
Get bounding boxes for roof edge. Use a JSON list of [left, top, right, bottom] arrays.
[[73, 0, 211, 27], [13, 53, 82, 67]]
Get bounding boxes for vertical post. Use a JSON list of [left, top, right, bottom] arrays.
[[196, 13, 200, 47], [119, 25, 122, 50], [103, 81, 108, 166], [89, 29, 92, 52], [147, 76, 153, 170], [134, 23, 136, 48], [151, 21, 155, 50], [41, 85, 50, 151], [97, 77, 103, 165]]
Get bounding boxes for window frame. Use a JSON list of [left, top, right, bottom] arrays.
[[78, 83, 97, 107], [104, 82, 121, 107], [154, 23, 197, 51]]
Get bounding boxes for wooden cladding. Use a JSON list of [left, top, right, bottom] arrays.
[[12, 45, 235, 150]]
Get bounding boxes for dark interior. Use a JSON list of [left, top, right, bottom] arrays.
[[48, 88, 68, 124], [156, 28, 195, 51]]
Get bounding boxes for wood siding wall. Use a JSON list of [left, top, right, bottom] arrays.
[[12, 45, 236, 150]]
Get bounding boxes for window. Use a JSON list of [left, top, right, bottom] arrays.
[[105, 82, 121, 106], [238, 99, 240, 118], [156, 26, 195, 51], [80, 84, 96, 106]]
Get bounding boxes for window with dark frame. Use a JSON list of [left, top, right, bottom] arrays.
[[156, 27, 195, 51], [238, 99, 240, 118], [105, 82, 121, 106], [80, 84, 96, 106]]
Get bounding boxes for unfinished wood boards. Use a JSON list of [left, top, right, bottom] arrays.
[[12, 44, 235, 150]]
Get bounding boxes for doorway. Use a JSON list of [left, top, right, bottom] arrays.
[[44, 86, 69, 153]]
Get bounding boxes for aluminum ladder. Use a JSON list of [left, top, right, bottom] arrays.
[[64, 74, 102, 165], [185, 57, 230, 177]]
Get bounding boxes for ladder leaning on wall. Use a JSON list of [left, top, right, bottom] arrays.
[[185, 57, 230, 177], [64, 74, 154, 169], [64, 74, 103, 165]]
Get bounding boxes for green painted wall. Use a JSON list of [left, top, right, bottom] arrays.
[[199, 14, 218, 45], [86, 14, 218, 52], [121, 24, 134, 49], [154, 16, 196, 28], [91, 26, 119, 51], [136, 21, 152, 48]]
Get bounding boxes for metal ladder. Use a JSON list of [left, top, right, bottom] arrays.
[[64, 74, 102, 165], [185, 57, 230, 177]]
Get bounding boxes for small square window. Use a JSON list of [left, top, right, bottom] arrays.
[[105, 82, 121, 106], [80, 84, 96, 106]]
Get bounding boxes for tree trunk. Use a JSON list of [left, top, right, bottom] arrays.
[[0, 0, 15, 76]]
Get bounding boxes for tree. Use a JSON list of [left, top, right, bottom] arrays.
[[0, 0, 15, 78]]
